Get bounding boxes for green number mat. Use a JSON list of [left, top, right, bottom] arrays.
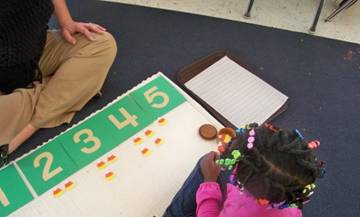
[[130, 75, 186, 117], [58, 96, 155, 168], [0, 164, 33, 216], [17, 139, 78, 195], [0, 73, 188, 215]]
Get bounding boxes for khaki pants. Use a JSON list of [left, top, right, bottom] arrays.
[[0, 30, 117, 144]]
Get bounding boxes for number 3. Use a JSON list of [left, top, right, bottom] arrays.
[[0, 187, 10, 207], [34, 152, 63, 182], [73, 129, 101, 154], [144, 86, 169, 109]]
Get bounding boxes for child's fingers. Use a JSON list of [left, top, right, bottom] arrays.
[[204, 151, 215, 160], [222, 142, 229, 152], [200, 153, 210, 167], [214, 152, 220, 160], [209, 151, 218, 158], [209, 152, 221, 168], [201, 152, 215, 168]]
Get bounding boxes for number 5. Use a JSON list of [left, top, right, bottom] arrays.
[[0, 187, 10, 207], [144, 86, 169, 109]]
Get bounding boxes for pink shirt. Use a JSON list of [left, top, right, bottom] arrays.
[[196, 182, 302, 217]]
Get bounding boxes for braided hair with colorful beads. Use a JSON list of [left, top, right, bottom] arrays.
[[217, 123, 326, 209]]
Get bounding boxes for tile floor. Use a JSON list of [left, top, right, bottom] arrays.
[[104, 0, 360, 44]]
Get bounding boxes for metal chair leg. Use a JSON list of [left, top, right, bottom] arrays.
[[325, 0, 358, 22], [339, 0, 358, 8], [309, 0, 326, 32], [244, 0, 255, 18]]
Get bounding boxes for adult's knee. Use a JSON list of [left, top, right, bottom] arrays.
[[93, 31, 117, 60]]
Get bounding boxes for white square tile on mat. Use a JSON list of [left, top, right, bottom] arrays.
[[103, 0, 360, 44]]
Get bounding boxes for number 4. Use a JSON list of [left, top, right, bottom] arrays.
[[0, 187, 9, 207], [108, 107, 138, 129], [144, 86, 169, 109]]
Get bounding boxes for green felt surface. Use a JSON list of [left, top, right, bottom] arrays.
[[130, 76, 186, 118], [2, 74, 187, 215], [58, 96, 155, 168], [0, 164, 33, 217], [17, 139, 78, 195]]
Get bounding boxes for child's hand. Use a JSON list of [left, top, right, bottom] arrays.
[[200, 151, 221, 182]]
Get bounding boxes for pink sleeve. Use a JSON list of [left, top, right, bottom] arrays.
[[196, 182, 223, 217], [295, 209, 303, 217]]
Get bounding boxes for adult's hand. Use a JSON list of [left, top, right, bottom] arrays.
[[61, 21, 106, 44], [52, 0, 107, 44]]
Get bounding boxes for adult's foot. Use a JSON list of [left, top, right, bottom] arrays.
[[0, 144, 9, 168], [9, 124, 38, 153]]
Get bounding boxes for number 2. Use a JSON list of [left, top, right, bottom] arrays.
[[34, 152, 63, 182], [0, 187, 10, 207], [73, 129, 101, 154], [144, 86, 169, 109]]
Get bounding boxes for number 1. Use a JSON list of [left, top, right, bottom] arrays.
[[0, 187, 10, 207]]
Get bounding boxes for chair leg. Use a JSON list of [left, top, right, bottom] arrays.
[[244, 0, 255, 18], [309, 0, 326, 32], [339, 0, 347, 7], [325, 0, 358, 22]]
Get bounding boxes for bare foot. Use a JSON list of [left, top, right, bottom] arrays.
[[9, 124, 38, 153]]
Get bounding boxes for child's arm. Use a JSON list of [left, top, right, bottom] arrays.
[[196, 152, 222, 217], [196, 182, 222, 217]]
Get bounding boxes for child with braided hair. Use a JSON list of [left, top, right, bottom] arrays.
[[163, 123, 325, 217]]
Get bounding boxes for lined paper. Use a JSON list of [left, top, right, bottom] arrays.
[[185, 56, 288, 127]]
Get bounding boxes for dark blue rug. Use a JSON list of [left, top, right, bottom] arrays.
[[11, 1, 360, 216]]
